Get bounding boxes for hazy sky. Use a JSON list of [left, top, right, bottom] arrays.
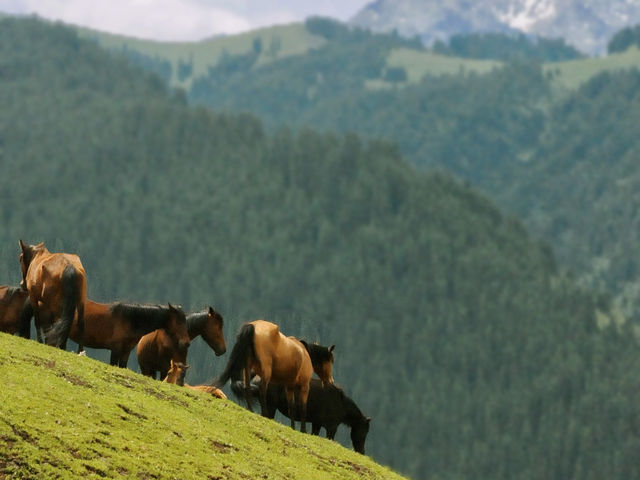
[[0, 0, 371, 41]]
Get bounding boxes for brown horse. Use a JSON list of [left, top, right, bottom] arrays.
[[137, 306, 226, 380], [19, 240, 86, 349], [215, 319, 335, 432], [0, 285, 32, 338], [69, 300, 190, 368], [162, 360, 227, 399]]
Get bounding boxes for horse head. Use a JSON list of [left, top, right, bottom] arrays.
[[301, 341, 335, 387], [164, 359, 189, 386], [18, 240, 47, 286], [166, 303, 190, 354], [204, 306, 226, 356], [351, 416, 371, 455]]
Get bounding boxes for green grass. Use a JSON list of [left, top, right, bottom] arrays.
[[385, 47, 502, 82], [0, 333, 405, 479], [76, 23, 326, 88], [544, 45, 640, 90]]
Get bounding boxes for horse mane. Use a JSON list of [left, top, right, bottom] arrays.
[[110, 303, 174, 333], [335, 386, 367, 427], [186, 311, 208, 338]]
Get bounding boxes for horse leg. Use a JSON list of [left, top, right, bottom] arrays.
[[311, 423, 321, 436], [259, 377, 270, 418], [284, 387, 297, 430], [109, 349, 120, 366], [242, 368, 254, 412], [298, 383, 310, 434], [75, 301, 85, 352], [118, 351, 131, 368], [326, 425, 338, 440]]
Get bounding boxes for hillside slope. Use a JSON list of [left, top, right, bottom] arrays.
[[0, 333, 402, 479]]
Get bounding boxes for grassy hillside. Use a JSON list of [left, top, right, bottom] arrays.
[[0, 333, 402, 479], [76, 22, 326, 88]]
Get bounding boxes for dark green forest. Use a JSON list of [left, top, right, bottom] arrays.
[[3, 18, 640, 480], [185, 18, 640, 321], [433, 32, 584, 61]]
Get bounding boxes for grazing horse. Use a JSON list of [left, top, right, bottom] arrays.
[[69, 301, 190, 368], [137, 306, 226, 380], [162, 360, 227, 399], [19, 240, 86, 349], [233, 376, 371, 454], [0, 285, 32, 338], [215, 319, 335, 432]]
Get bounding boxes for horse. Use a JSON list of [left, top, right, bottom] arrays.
[[68, 300, 190, 368], [162, 360, 227, 399], [214, 319, 335, 433], [137, 306, 226, 380], [19, 240, 87, 349], [0, 285, 32, 338], [232, 376, 371, 454]]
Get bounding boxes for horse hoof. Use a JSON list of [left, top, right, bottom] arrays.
[[78, 351, 87, 357]]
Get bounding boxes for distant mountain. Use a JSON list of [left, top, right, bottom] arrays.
[[351, 0, 640, 54]]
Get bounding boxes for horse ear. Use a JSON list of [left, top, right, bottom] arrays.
[[329, 345, 335, 353], [170, 359, 175, 367], [185, 364, 190, 369], [19, 239, 28, 252], [366, 416, 371, 423], [208, 306, 214, 315], [168, 303, 175, 311], [300, 339, 309, 350]]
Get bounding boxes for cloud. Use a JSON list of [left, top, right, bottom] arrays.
[[0, 0, 372, 40], [0, 0, 254, 40]]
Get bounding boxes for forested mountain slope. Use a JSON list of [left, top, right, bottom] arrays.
[[3, 18, 640, 479]]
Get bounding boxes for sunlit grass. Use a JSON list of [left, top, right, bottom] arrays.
[[0, 333, 405, 479]]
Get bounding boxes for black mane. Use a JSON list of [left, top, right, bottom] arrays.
[[110, 303, 178, 334], [186, 311, 208, 338]]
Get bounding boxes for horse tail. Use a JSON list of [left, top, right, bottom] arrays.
[[17, 297, 33, 339], [213, 323, 255, 388], [48, 265, 82, 348]]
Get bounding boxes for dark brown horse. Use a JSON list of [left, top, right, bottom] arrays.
[[69, 300, 190, 368], [0, 285, 32, 338], [19, 240, 86, 349], [163, 360, 227, 399], [215, 319, 335, 433], [233, 376, 371, 454], [137, 306, 226, 380]]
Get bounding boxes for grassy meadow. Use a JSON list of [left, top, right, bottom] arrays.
[[0, 333, 405, 479]]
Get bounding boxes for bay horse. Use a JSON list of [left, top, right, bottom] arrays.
[[19, 240, 86, 349], [69, 300, 190, 368], [0, 285, 32, 338], [233, 376, 371, 454], [214, 319, 335, 433], [163, 360, 227, 399], [137, 306, 226, 380]]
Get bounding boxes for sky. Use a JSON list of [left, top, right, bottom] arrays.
[[0, 0, 371, 41]]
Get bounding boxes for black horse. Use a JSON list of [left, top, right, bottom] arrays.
[[232, 376, 371, 454]]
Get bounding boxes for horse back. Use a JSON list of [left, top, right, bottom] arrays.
[[69, 300, 115, 348], [0, 286, 29, 334], [250, 320, 312, 385], [26, 252, 86, 304]]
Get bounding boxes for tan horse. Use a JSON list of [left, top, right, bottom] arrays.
[[19, 240, 86, 349], [137, 306, 226, 380], [0, 285, 32, 337], [69, 300, 190, 368], [215, 319, 334, 432], [163, 360, 227, 399]]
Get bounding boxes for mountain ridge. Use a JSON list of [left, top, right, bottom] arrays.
[[351, 0, 640, 54]]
